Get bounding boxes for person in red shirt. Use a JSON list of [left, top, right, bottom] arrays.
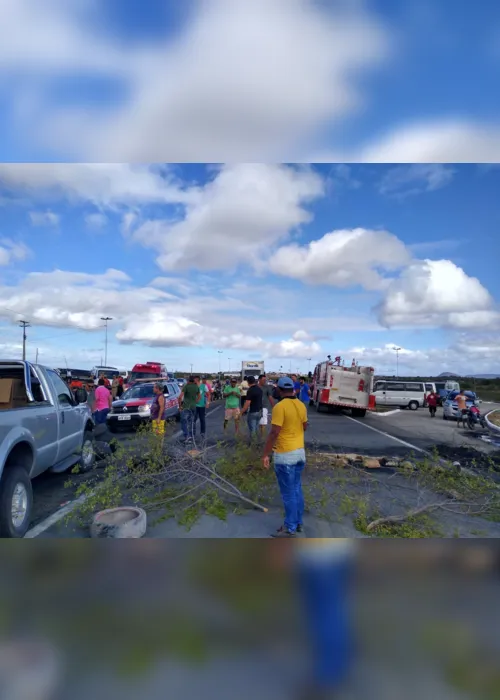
[[427, 391, 438, 418]]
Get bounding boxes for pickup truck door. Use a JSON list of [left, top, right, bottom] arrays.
[[45, 369, 83, 462]]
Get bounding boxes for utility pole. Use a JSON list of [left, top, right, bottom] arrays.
[[100, 317, 113, 366], [35, 348, 39, 363], [307, 357, 312, 374], [218, 350, 223, 375], [228, 357, 232, 372], [18, 320, 30, 361]]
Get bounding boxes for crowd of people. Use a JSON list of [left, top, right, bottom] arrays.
[[178, 372, 312, 539], [67, 373, 124, 425]]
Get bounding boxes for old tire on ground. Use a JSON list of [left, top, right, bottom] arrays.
[[77, 430, 96, 473], [352, 408, 367, 418], [90, 506, 147, 538], [0, 465, 33, 538], [408, 401, 419, 411]]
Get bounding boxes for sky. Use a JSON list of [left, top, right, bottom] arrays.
[[1, 0, 500, 162], [1, 163, 499, 376]]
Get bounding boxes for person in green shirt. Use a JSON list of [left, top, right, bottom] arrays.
[[194, 376, 210, 438], [179, 376, 201, 443], [223, 377, 241, 435]]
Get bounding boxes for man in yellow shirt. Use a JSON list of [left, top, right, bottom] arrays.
[[263, 376, 308, 537]]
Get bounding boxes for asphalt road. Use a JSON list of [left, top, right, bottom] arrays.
[[27, 401, 500, 538]]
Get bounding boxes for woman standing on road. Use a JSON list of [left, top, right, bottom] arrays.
[[151, 383, 166, 436], [94, 378, 112, 425]]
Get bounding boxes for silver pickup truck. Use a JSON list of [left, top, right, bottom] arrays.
[[0, 361, 95, 537]]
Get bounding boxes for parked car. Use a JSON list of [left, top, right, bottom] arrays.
[[0, 360, 95, 537], [106, 381, 181, 432], [442, 391, 479, 421], [373, 380, 427, 410], [175, 377, 186, 388]]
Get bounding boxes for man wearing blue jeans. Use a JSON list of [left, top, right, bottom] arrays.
[[179, 376, 200, 443], [240, 375, 263, 441], [194, 376, 210, 438], [262, 376, 308, 537], [271, 540, 356, 699]]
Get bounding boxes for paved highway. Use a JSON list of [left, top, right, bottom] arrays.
[[27, 402, 500, 537]]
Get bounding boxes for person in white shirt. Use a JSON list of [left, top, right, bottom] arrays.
[[239, 377, 249, 409]]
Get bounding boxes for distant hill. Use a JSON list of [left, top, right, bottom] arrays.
[[438, 372, 500, 379], [469, 374, 500, 379]]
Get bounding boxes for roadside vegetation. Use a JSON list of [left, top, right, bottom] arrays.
[[65, 426, 500, 538], [488, 410, 500, 428]]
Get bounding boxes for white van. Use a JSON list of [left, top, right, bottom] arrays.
[[374, 380, 427, 410]]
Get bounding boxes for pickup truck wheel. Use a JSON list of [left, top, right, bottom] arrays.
[[78, 431, 96, 473], [0, 465, 33, 538]]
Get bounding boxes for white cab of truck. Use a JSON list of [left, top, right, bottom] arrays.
[[0, 361, 95, 537], [241, 361, 265, 380]]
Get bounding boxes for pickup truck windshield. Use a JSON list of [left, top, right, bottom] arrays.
[[122, 385, 156, 399]]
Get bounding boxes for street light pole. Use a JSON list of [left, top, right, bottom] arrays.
[[228, 357, 232, 372], [218, 350, 223, 374], [101, 317, 113, 366], [395, 347, 401, 378], [307, 357, 312, 374]]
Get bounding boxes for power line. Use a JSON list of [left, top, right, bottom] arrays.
[[18, 320, 31, 361]]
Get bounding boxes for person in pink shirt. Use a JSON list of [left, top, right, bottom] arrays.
[[94, 378, 112, 425]]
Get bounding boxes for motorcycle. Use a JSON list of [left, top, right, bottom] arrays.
[[466, 406, 487, 431]]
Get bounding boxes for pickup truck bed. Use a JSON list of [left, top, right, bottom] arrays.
[[0, 361, 95, 537]]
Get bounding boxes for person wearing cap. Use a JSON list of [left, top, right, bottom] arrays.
[[263, 376, 308, 537]]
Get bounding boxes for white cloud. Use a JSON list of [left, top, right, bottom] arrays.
[[85, 212, 108, 228], [378, 164, 455, 197], [377, 259, 500, 329], [29, 210, 60, 226], [132, 163, 324, 271], [355, 121, 500, 163], [269, 228, 411, 290], [310, 121, 500, 163], [0, 0, 390, 161], [0, 267, 324, 360], [344, 340, 500, 377], [0, 238, 30, 266], [0, 163, 195, 208]]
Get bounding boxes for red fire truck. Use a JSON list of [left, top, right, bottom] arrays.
[[127, 362, 168, 388], [311, 358, 375, 418]]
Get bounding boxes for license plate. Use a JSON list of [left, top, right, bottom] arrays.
[[118, 415, 131, 421]]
